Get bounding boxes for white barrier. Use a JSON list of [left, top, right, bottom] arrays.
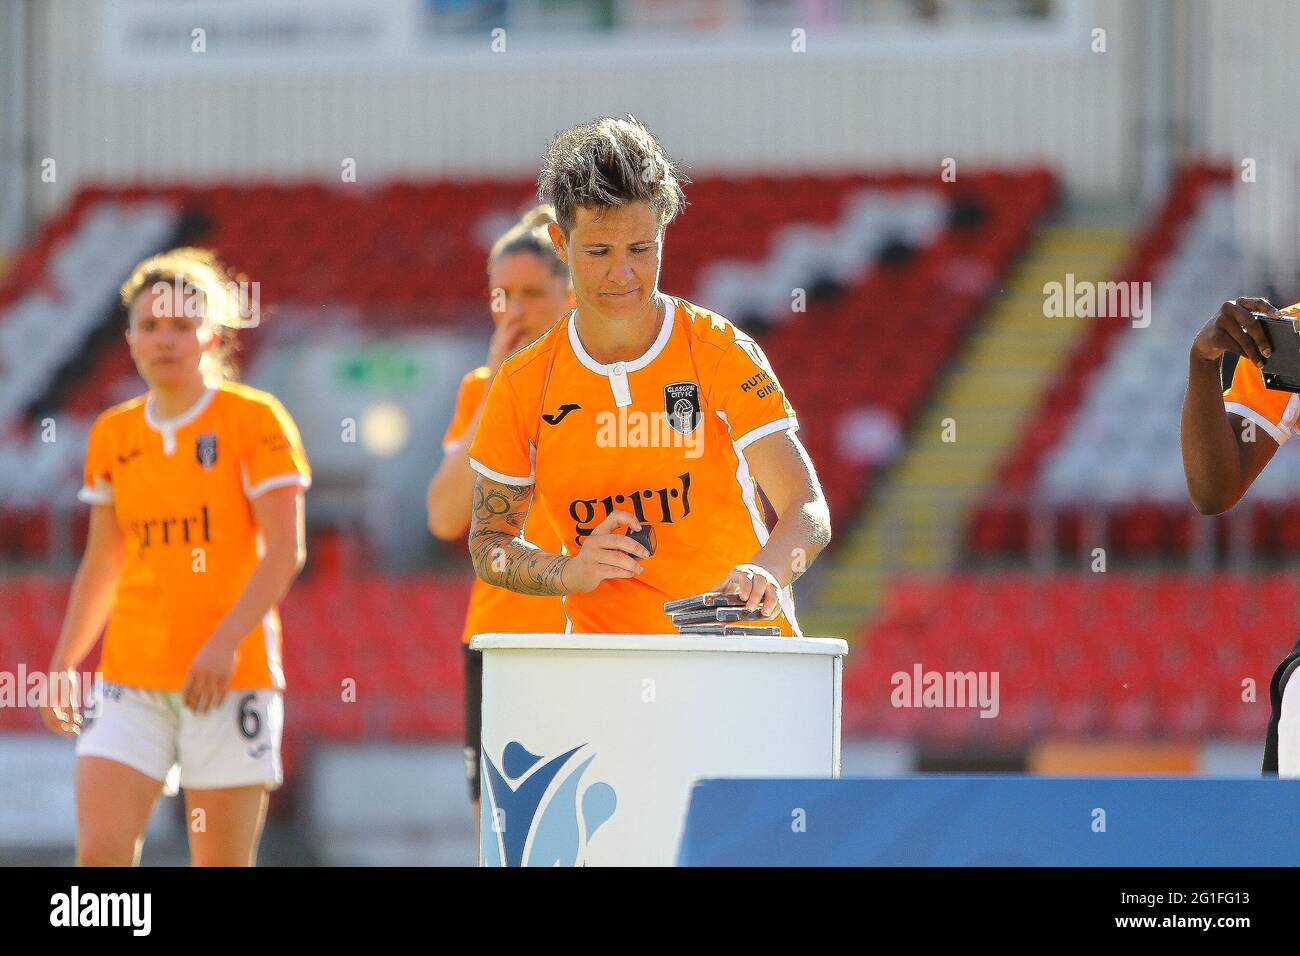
[[471, 633, 846, 867]]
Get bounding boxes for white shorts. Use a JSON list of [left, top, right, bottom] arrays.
[[75, 682, 284, 795]]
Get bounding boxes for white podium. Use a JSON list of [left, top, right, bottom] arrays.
[[470, 633, 847, 867]]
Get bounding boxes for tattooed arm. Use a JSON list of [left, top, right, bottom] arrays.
[[468, 476, 568, 595], [468, 474, 650, 596]]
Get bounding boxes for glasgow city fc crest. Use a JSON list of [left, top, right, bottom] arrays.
[[664, 381, 701, 435], [195, 434, 218, 468]]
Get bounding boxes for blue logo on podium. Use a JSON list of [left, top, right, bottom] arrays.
[[481, 741, 618, 867]]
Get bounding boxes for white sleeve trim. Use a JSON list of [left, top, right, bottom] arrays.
[[468, 457, 535, 487], [733, 417, 799, 452], [246, 473, 312, 499], [77, 486, 113, 505], [1224, 402, 1289, 446]]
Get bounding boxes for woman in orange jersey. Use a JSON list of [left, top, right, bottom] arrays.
[[41, 248, 311, 866], [466, 116, 832, 635], [426, 205, 572, 810]]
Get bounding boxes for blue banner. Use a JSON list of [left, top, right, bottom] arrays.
[[677, 776, 1300, 866]]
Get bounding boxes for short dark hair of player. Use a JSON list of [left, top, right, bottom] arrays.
[[536, 114, 690, 235]]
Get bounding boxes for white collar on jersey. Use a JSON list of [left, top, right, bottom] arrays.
[[144, 386, 217, 456], [568, 290, 675, 376]]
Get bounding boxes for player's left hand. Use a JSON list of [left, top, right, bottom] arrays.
[[713, 563, 782, 619], [183, 638, 237, 714]]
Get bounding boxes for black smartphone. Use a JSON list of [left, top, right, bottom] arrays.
[[1259, 316, 1300, 393], [626, 523, 656, 557]]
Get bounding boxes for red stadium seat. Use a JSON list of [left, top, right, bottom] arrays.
[[847, 571, 1283, 742]]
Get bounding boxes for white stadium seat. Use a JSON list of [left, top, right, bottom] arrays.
[[0, 200, 178, 502], [693, 189, 947, 325]]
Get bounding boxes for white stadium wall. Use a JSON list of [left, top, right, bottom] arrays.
[[20, 0, 1300, 222], [20, 0, 1160, 219], [1196, 0, 1300, 165]]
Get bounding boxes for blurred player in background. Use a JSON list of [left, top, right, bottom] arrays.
[[466, 115, 832, 634], [1180, 295, 1300, 776], [41, 248, 311, 865], [426, 204, 572, 819]]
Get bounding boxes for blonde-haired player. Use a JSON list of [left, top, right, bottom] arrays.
[[467, 116, 832, 633], [42, 248, 311, 866], [427, 204, 572, 815]]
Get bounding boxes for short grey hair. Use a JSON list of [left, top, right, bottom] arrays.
[[537, 114, 689, 235]]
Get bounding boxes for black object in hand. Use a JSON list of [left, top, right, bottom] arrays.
[[627, 523, 656, 557], [1260, 316, 1300, 393]]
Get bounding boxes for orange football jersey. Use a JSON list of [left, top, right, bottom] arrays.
[[79, 382, 311, 690], [467, 292, 802, 635], [1222, 302, 1300, 444], [443, 366, 567, 643]]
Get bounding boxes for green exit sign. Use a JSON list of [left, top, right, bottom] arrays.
[[337, 349, 423, 390]]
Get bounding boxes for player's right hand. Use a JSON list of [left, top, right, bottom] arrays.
[[40, 669, 83, 738], [1192, 298, 1281, 367], [486, 314, 532, 374], [561, 511, 650, 593]]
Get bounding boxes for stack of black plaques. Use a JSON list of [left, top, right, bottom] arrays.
[[663, 592, 781, 636]]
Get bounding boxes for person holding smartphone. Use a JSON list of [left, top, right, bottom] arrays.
[[1181, 295, 1300, 774]]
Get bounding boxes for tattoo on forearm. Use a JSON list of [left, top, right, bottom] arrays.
[[469, 477, 570, 596]]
